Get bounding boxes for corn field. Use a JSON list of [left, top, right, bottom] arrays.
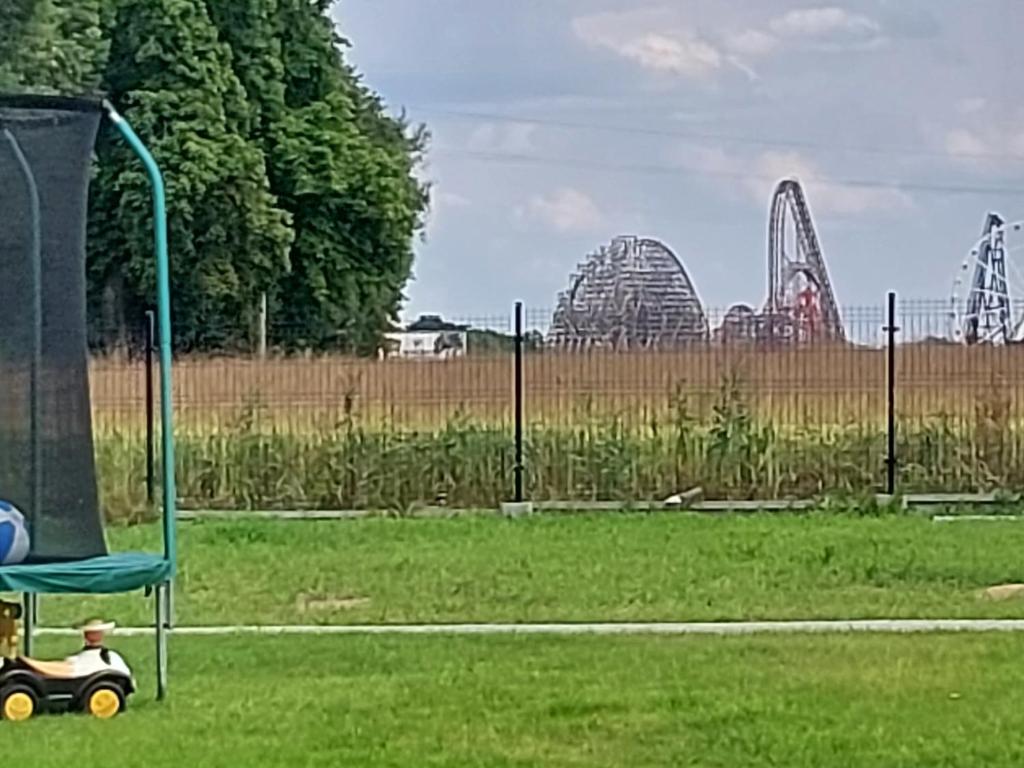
[[89, 323, 1024, 514]]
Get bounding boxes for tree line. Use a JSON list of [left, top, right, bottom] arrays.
[[1, 0, 430, 353]]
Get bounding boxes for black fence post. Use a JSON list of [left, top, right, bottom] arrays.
[[513, 302, 524, 503], [144, 309, 156, 506], [884, 291, 899, 495]]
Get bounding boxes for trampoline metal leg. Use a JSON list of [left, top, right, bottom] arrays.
[[168, 579, 175, 629], [22, 593, 36, 658], [156, 582, 168, 700]]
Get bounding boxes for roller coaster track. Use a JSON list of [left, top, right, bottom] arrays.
[[547, 236, 709, 349], [766, 179, 845, 342]]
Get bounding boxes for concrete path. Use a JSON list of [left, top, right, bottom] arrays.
[[33, 619, 1024, 637]]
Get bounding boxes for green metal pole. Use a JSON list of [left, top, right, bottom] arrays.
[[22, 594, 37, 659], [155, 582, 168, 700], [103, 103, 177, 573], [2, 130, 42, 552], [104, 103, 176, 700]]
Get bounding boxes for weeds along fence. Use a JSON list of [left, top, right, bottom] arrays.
[[87, 299, 1024, 515]]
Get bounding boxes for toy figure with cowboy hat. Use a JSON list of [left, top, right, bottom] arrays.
[[67, 618, 133, 680]]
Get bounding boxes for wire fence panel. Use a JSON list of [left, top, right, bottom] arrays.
[[897, 301, 1024, 493], [84, 302, 1024, 514], [522, 305, 888, 501], [91, 316, 517, 512]]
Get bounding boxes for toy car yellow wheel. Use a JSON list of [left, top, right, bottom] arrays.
[[1, 685, 38, 721], [85, 685, 124, 719]]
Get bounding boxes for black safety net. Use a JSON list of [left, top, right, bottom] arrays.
[[0, 95, 107, 562]]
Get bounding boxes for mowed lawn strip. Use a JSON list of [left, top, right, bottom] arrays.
[[34, 513, 1024, 628], [14, 633, 1024, 767]]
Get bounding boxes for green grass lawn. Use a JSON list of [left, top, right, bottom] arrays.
[[29, 512, 1024, 628], [14, 632, 1024, 766]]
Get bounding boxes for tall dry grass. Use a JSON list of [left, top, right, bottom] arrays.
[[86, 344, 1024, 515], [89, 343, 1024, 431]]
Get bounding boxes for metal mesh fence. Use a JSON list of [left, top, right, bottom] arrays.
[[86, 300, 1024, 512]]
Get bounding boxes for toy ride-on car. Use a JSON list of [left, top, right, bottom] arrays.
[[0, 655, 134, 720], [0, 605, 135, 721]]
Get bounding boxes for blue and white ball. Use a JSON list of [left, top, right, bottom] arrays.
[[0, 501, 30, 565]]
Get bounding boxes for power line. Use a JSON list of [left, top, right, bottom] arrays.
[[410, 105, 1024, 165], [430, 147, 1024, 198]]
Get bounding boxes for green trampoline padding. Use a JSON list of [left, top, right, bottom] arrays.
[[0, 553, 172, 594]]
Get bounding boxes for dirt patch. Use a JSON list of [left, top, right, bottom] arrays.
[[296, 593, 371, 613], [980, 583, 1024, 601]]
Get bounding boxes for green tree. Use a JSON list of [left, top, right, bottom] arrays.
[[209, 0, 430, 352], [0, 0, 108, 94], [202, 0, 285, 142], [3, 0, 428, 353], [53, 0, 110, 93], [90, 0, 292, 348]]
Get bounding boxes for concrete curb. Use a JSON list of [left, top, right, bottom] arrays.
[[34, 619, 1024, 638]]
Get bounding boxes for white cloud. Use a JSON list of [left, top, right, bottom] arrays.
[[956, 97, 987, 116], [941, 121, 1024, 173], [680, 145, 912, 216], [685, 145, 742, 178], [524, 188, 604, 233], [467, 122, 537, 154], [573, 6, 883, 83], [423, 190, 471, 238], [753, 151, 911, 215], [945, 129, 989, 159], [572, 10, 723, 80], [436, 191, 471, 209], [717, 8, 884, 80], [724, 55, 760, 82], [621, 33, 722, 77], [764, 6, 884, 52], [770, 7, 879, 39], [726, 29, 779, 58]]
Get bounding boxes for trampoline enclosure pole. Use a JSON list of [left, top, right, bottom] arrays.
[[105, 105, 175, 700], [22, 594, 36, 658], [145, 309, 156, 506], [155, 582, 168, 700], [104, 104, 177, 570]]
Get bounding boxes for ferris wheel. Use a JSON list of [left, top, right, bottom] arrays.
[[950, 215, 1024, 345]]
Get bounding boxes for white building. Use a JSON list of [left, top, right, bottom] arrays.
[[380, 316, 468, 360]]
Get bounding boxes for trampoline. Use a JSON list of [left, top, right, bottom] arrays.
[[0, 95, 176, 699]]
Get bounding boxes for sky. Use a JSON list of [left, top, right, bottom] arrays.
[[332, 1, 1024, 329]]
